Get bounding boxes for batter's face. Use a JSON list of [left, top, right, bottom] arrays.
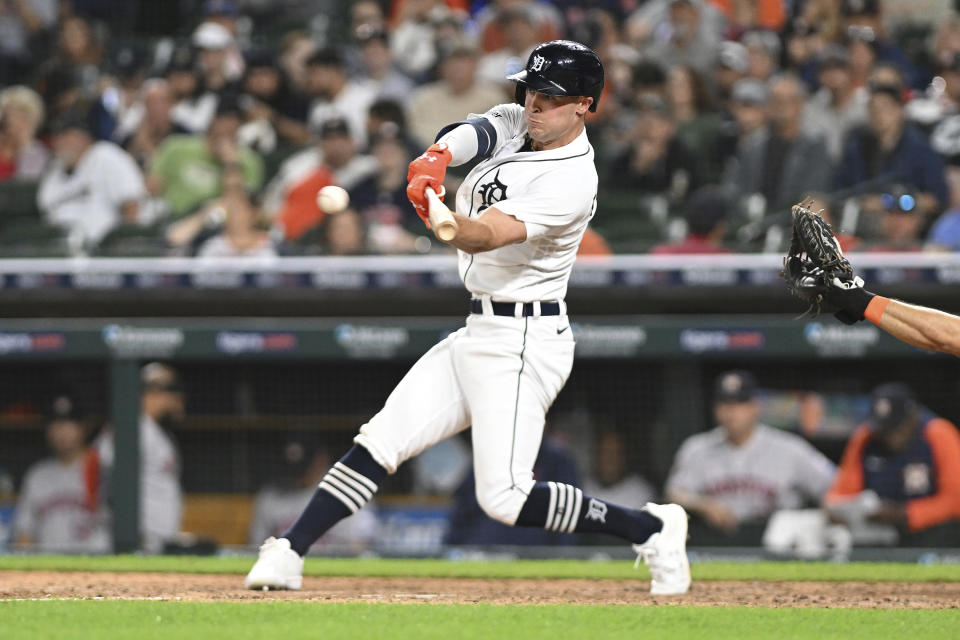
[[524, 88, 592, 150]]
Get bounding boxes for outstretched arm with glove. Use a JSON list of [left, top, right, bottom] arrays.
[[782, 200, 960, 357]]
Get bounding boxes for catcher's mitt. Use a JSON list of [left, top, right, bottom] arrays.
[[781, 199, 854, 316]]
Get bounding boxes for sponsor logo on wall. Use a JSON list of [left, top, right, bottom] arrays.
[[334, 324, 409, 358], [215, 331, 299, 354], [0, 332, 66, 354], [102, 325, 184, 356], [680, 329, 766, 353], [803, 322, 879, 356], [571, 324, 647, 356]]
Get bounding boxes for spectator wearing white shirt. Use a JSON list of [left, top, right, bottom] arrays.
[[38, 106, 146, 249]]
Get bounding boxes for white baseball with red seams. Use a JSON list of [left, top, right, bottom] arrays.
[[316, 185, 350, 213], [354, 103, 598, 525]]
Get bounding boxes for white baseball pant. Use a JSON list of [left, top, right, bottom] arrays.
[[355, 310, 574, 524]]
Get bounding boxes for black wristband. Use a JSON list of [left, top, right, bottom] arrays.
[[825, 285, 876, 321]]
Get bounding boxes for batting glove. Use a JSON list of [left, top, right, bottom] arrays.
[[406, 143, 452, 223]]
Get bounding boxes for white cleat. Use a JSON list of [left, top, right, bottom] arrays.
[[633, 503, 691, 595], [245, 537, 304, 590]]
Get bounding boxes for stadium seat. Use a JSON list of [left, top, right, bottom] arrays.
[[93, 224, 168, 257], [0, 219, 71, 257], [0, 181, 41, 224], [593, 190, 672, 252]]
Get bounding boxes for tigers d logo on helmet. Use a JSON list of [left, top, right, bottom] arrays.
[[530, 55, 546, 72]]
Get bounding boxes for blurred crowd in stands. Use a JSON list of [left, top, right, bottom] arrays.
[[4, 0, 960, 256]]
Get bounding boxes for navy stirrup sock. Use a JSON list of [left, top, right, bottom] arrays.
[[515, 481, 663, 544], [282, 444, 387, 556]]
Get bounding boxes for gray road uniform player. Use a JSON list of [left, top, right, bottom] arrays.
[[246, 40, 691, 596]]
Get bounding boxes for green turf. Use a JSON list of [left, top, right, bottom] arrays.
[[0, 601, 956, 640], [1, 555, 959, 582]]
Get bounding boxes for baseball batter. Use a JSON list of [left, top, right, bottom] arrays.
[[246, 41, 690, 595]]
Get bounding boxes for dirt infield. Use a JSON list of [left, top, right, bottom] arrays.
[[2, 571, 959, 608]]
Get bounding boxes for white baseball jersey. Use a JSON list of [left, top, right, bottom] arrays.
[[666, 424, 836, 522], [13, 456, 110, 553], [354, 103, 596, 527], [38, 141, 146, 245], [454, 104, 597, 303]]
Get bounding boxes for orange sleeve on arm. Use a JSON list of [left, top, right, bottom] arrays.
[[864, 296, 890, 325], [905, 419, 960, 531], [825, 426, 870, 504]]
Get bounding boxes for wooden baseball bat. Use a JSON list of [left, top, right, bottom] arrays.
[[425, 186, 459, 242]]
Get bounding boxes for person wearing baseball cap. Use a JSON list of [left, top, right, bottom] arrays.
[[38, 102, 147, 248], [664, 370, 836, 543], [13, 395, 110, 552], [825, 383, 960, 543]]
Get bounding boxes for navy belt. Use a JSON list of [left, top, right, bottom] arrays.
[[470, 299, 561, 317]]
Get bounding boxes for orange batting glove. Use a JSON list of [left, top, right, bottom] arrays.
[[406, 142, 452, 224]]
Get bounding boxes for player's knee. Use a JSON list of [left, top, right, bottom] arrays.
[[475, 486, 524, 526]]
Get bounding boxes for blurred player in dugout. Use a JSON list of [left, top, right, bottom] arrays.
[[825, 382, 960, 545], [96, 362, 184, 553], [665, 370, 836, 544], [14, 396, 110, 552]]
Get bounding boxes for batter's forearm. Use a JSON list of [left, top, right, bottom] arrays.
[[445, 209, 527, 254], [870, 298, 960, 357], [447, 213, 497, 253]]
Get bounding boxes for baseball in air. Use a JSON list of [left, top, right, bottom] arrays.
[[316, 185, 350, 213]]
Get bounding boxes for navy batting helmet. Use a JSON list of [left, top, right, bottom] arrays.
[[507, 40, 604, 113]]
